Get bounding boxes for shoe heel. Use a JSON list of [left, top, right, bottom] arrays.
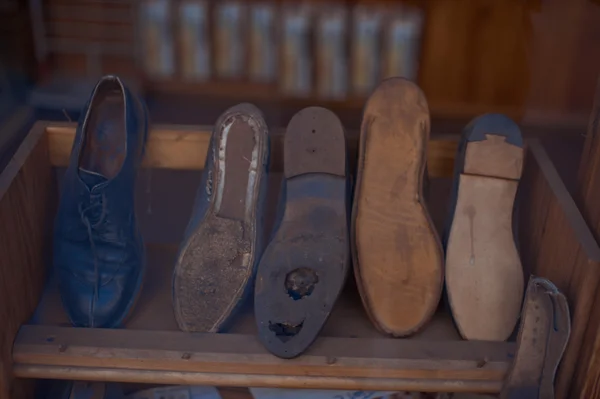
[[284, 106, 346, 179]]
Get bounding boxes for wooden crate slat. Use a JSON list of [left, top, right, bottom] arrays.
[[13, 364, 504, 393], [44, 123, 458, 177], [13, 325, 512, 392]]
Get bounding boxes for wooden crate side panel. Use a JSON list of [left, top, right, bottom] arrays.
[[533, 199, 578, 291], [519, 148, 577, 399], [570, 254, 600, 398], [520, 141, 600, 398], [0, 127, 55, 399], [572, 78, 600, 399], [573, 283, 600, 397], [518, 149, 552, 279], [577, 78, 600, 215], [557, 249, 600, 398]]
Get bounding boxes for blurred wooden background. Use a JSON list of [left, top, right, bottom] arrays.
[[24, 0, 600, 131]]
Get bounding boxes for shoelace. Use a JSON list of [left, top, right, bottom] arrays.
[[78, 194, 106, 327]]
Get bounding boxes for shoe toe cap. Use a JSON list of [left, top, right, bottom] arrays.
[[59, 267, 142, 328]]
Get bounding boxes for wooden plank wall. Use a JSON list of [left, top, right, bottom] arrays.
[[524, 0, 600, 126], [38, 0, 600, 125], [42, 0, 138, 80], [0, 1, 35, 75], [572, 80, 600, 398], [519, 139, 600, 399], [419, 0, 530, 119], [0, 124, 56, 399]]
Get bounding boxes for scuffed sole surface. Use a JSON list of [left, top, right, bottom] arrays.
[[352, 78, 444, 337], [173, 104, 268, 332], [446, 123, 524, 341], [255, 107, 349, 358]]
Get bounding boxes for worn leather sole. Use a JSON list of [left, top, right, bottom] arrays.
[[446, 114, 524, 341], [255, 107, 349, 359], [173, 104, 269, 332], [351, 78, 444, 337]]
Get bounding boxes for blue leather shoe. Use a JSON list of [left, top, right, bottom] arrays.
[[53, 75, 147, 328], [172, 103, 270, 332]]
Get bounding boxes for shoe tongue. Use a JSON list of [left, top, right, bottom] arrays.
[[79, 168, 108, 189]]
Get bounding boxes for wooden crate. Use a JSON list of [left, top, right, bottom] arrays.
[[0, 121, 598, 398]]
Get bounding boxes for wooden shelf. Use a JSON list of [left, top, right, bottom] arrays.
[[15, 243, 513, 392], [5, 121, 596, 396], [10, 124, 513, 392]]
